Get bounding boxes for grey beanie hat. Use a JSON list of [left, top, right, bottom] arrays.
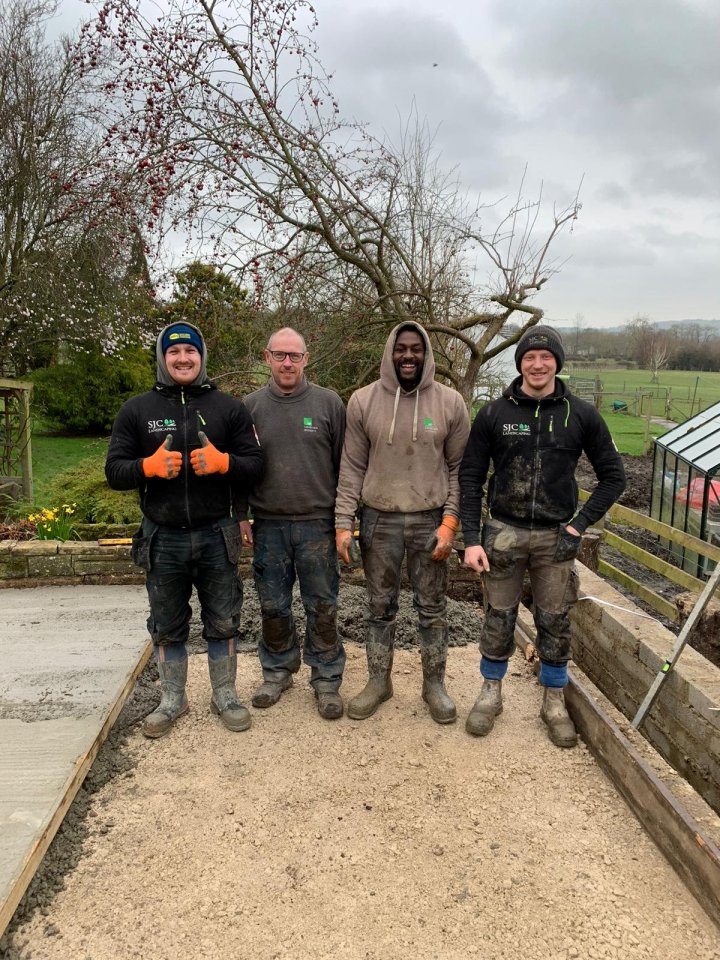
[[514, 325, 565, 373]]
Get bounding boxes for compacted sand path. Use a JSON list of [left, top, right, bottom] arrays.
[[3, 596, 719, 960]]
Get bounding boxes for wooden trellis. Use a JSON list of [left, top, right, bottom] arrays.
[[0, 378, 33, 502]]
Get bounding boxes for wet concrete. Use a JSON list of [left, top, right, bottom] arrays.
[[0, 586, 149, 935]]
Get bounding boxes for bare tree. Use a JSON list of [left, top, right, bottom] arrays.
[[78, 0, 580, 401]]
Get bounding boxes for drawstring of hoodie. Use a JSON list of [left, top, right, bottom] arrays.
[[387, 386, 420, 444]]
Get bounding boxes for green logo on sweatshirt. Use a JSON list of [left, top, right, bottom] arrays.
[[424, 418, 433, 427], [303, 417, 313, 427]]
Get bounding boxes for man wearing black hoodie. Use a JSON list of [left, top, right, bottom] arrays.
[[459, 326, 625, 747], [105, 322, 263, 738]]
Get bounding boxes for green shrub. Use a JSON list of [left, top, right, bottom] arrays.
[[45, 456, 143, 524], [31, 345, 154, 434]]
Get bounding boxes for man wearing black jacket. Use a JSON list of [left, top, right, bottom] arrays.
[[459, 326, 625, 747], [106, 322, 263, 738]]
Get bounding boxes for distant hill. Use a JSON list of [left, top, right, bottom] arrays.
[[550, 318, 720, 333]]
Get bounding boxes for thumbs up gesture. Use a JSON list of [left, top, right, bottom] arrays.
[[142, 435, 183, 480], [190, 431, 229, 476]]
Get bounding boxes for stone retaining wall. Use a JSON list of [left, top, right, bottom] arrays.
[[571, 565, 720, 814], [0, 540, 483, 601]]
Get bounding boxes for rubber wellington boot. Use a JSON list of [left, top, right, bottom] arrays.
[[252, 672, 293, 708], [347, 626, 394, 720], [465, 680, 503, 737], [142, 657, 189, 739], [540, 686, 578, 748], [209, 653, 251, 732], [419, 629, 456, 724]]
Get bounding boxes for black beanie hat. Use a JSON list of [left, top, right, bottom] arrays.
[[514, 325, 565, 373]]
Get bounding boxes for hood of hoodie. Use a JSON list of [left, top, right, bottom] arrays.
[[379, 321, 436, 394], [155, 321, 210, 387]]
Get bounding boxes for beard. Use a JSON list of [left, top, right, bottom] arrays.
[[394, 358, 423, 389]]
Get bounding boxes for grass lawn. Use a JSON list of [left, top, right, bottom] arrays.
[[30, 433, 108, 508], [564, 367, 720, 422], [601, 412, 666, 456]]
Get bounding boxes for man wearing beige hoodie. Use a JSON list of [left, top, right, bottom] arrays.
[[335, 322, 470, 724]]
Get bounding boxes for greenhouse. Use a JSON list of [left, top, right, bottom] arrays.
[[651, 400, 720, 576]]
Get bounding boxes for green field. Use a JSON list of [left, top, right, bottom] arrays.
[[565, 367, 720, 422]]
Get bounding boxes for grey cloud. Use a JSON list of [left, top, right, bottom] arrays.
[[316, 5, 513, 189]]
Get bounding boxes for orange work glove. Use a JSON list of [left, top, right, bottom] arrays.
[[335, 528, 352, 565], [190, 431, 229, 476], [432, 515, 459, 562], [142, 435, 183, 480]]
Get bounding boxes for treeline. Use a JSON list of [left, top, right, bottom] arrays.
[[569, 318, 720, 372]]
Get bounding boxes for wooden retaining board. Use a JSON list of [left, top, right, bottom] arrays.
[[0, 585, 150, 937]]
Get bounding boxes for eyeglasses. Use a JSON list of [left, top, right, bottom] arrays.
[[268, 351, 305, 362]]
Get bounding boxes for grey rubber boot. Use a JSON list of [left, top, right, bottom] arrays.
[[209, 653, 251, 732], [540, 686, 578, 748], [142, 656, 189, 739], [465, 679, 503, 737], [419, 627, 456, 724], [252, 672, 293, 708], [347, 625, 395, 720]]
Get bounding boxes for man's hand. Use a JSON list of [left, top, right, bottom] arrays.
[[463, 544, 490, 573], [564, 524, 580, 537], [239, 520, 253, 550], [431, 516, 459, 562], [142, 435, 183, 480], [336, 528, 352, 565], [190, 430, 230, 476]]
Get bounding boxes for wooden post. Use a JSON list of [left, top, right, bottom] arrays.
[[18, 385, 32, 500]]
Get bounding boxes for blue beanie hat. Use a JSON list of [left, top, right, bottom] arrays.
[[161, 323, 203, 355]]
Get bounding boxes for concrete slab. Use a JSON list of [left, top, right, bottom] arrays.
[[0, 585, 150, 936]]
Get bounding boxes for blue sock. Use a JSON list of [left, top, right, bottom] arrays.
[[539, 660, 568, 688], [154, 642, 187, 663], [207, 638, 234, 661], [480, 656, 508, 681]]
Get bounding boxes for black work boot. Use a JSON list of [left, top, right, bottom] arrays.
[[142, 656, 189, 739], [465, 680, 503, 737], [315, 690, 344, 720], [347, 624, 395, 720], [419, 627, 456, 724], [252, 672, 293, 708], [540, 686, 578, 748], [208, 653, 251, 732]]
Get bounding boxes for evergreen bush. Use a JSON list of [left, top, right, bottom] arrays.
[[31, 345, 154, 434], [46, 456, 143, 524]]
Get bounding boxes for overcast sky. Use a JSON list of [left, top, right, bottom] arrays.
[[56, 0, 720, 328]]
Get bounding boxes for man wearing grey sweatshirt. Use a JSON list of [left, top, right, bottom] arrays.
[[242, 327, 347, 719]]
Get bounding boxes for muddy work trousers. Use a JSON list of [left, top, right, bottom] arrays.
[[479, 520, 580, 687], [252, 517, 345, 693], [141, 518, 243, 647], [360, 507, 448, 634]]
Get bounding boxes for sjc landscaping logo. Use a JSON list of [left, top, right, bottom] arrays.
[[148, 418, 177, 434]]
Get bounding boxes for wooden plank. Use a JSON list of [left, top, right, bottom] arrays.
[[602, 530, 705, 591], [578, 489, 720, 562], [597, 559, 679, 621], [565, 676, 720, 931]]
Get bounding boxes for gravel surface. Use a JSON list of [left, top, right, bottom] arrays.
[[3, 583, 720, 960]]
